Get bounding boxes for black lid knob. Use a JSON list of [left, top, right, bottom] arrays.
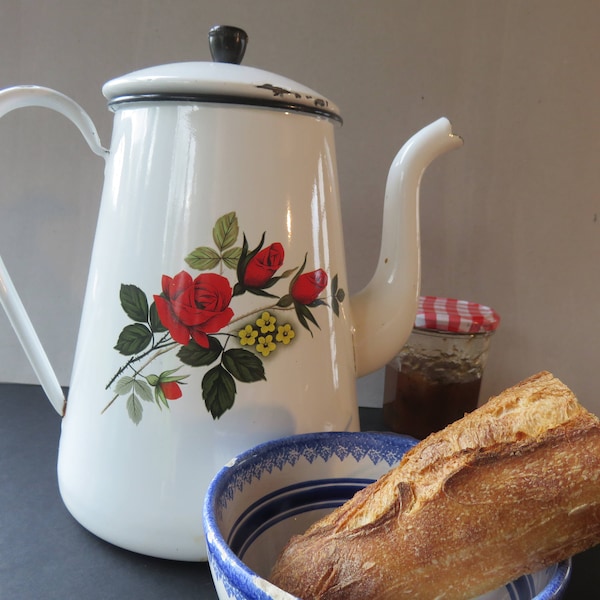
[[209, 25, 248, 64]]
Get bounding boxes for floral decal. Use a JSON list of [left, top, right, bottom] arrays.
[[103, 212, 345, 425]]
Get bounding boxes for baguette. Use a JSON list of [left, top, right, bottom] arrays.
[[269, 371, 600, 599]]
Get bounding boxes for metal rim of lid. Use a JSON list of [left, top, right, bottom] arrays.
[[106, 91, 342, 123]]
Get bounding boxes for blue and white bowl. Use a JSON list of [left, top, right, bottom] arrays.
[[203, 431, 571, 600]]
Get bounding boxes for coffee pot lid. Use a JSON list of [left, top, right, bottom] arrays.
[[102, 25, 342, 123], [415, 296, 500, 334]]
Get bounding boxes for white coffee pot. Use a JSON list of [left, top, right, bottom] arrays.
[[0, 26, 462, 560]]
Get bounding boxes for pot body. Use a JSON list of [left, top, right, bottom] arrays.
[[57, 102, 359, 560]]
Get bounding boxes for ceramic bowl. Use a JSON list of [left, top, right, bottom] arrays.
[[203, 431, 571, 600]]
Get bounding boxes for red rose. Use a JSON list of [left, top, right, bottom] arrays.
[[159, 380, 182, 400], [291, 269, 328, 305], [154, 271, 234, 347], [243, 242, 284, 287]]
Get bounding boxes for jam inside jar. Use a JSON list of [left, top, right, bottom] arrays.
[[383, 330, 491, 439], [383, 297, 499, 439]]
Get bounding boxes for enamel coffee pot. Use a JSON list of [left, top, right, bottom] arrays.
[[0, 26, 462, 560]]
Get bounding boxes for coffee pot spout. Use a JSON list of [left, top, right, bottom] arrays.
[[350, 117, 463, 377]]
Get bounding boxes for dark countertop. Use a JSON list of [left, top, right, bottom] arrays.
[[1, 383, 598, 599]]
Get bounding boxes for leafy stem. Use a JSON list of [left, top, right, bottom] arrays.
[[105, 333, 175, 390], [101, 340, 177, 415]]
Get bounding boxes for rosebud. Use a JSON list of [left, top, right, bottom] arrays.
[[159, 380, 183, 400], [243, 243, 285, 288], [291, 269, 328, 305]]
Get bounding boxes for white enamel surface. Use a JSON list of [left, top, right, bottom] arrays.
[[102, 62, 341, 119], [58, 102, 358, 559]]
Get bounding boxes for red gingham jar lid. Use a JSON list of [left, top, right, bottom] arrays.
[[415, 296, 500, 334]]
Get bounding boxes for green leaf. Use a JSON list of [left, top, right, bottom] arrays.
[[246, 287, 279, 299], [289, 253, 308, 287], [126, 393, 143, 425], [276, 294, 294, 308], [160, 373, 189, 384], [222, 349, 266, 383], [236, 232, 265, 283], [114, 376, 135, 395], [213, 212, 239, 251], [120, 284, 149, 322], [133, 379, 153, 402], [202, 365, 236, 419], [114, 324, 153, 355], [154, 386, 168, 409], [222, 246, 242, 270], [146, 374, 159, 386], [331, 274, 345, 307], [309, 299, 327, 308], [332, 273, 339, 295], [232, 282, 246, 297], [177, 337, 223, 367], [295, 302, 320, 335], [185, 247, 221, 271], [157, 367, 187, 382], [260, 274, 288, 290], [149, 301, 167, 332]]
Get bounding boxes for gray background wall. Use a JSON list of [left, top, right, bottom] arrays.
[[1, 1, 599, 414]]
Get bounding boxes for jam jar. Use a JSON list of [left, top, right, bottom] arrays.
[[383, 296, 500, 439]]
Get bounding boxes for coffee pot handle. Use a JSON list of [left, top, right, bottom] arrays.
[[0, 86, 108, 415]]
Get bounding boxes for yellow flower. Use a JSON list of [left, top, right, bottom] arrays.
[[256, 311, 276, 333], [276, 323, 295, 345], [238, 324, 258, 346], [256, 334, 276, 357]]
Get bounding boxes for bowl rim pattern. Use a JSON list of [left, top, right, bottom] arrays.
[[210, 430, 415, 515]]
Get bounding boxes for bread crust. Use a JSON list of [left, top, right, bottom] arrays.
[[269, 371, 600, 600]]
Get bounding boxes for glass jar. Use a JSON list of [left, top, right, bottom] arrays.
[[383, 296, 499, 439]]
